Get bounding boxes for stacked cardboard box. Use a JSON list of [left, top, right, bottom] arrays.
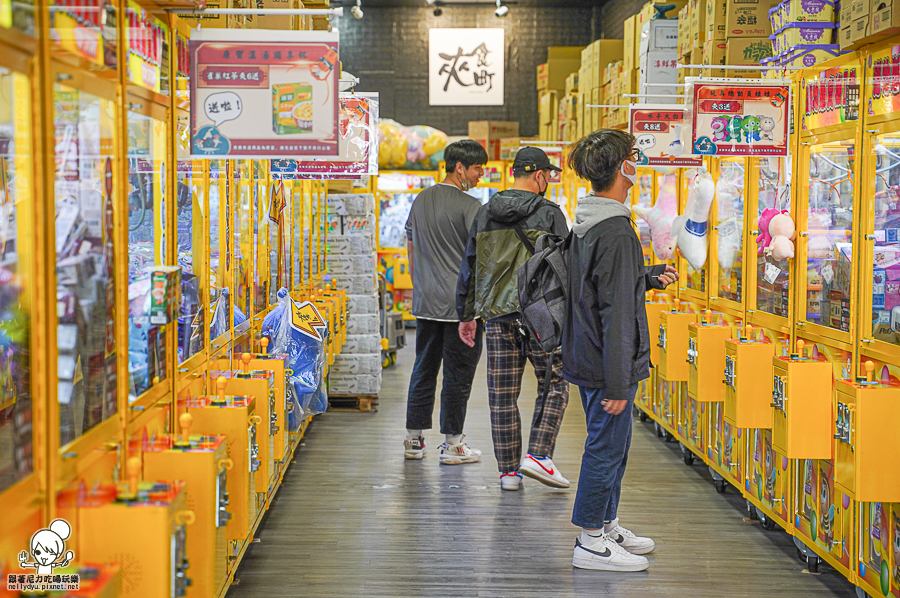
[[721, 0, 776, 74], [468, 121, 520, 160], [839, 0, 900, 50], [537, 47, 583, 140], [639, 17, 679, 103]]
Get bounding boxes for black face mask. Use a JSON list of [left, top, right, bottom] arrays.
[[537, 173, 548, 197]]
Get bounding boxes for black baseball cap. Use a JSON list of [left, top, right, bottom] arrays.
[[512, 146, 563, 174]]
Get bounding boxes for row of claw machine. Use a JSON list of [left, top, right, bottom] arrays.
[[622, 45, 900, 597], [0, 5, 348, 597]]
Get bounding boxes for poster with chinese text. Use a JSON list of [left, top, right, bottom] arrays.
[[629, 105, 702, 167], [869, 46, 900, 119], [429, 28, 504, 106], [685, 79, 790, 157], [270, 92, 379, 179], [127, 1, 168, 93], [802, 60, 860, 129], [190, 28, 340, 158]]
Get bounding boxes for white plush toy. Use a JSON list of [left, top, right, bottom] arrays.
[[716, 173, 745, 269], [672, 171, 716, 270]]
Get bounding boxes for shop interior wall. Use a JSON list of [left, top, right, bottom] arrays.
[[338, 0, 595, 136], [593, 0, 647, 40]]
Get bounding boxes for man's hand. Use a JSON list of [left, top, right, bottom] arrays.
[[602, 399, 628, 415], [459, 320, 478, 347], [657, 265, 679, 288]]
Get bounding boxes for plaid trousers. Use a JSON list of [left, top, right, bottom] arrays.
[[485, 320, 569, 473]]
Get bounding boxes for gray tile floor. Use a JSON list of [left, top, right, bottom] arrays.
[[227, 342, 857, 597]]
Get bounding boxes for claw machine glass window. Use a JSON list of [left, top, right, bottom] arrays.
[[126, 108, 169, 400], [630, 169, 655, 267], [53, 83, 118, 444], [869, 136, 900, 345], [0, 66, 34, 491], [234, 160, 252, 328], [291, 180, 302, 288], [209, 159, 227, 342], [302, 182, 311, 284], [682, 171, 706, 293], [756, 157, 791, 317], [253, 161, 268, 314], [377, 172, 436, 249], [175, 154, 204, 364], [716, 158, 746, 304], [804, 140, 854, 333]]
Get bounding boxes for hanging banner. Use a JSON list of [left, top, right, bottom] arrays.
[[628, 105, 702, 167], [685, 79, 790, 157], [190, 29, 340, 158], [269, 92, 379, 180], [127, 1, 168, 93], [51, 0, 105, 66], [802, 60, 860, 129], [429, 28, 505, 106], [868, 48, 898, 119]]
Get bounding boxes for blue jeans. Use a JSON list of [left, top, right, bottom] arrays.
[[571, 384, 638, 529]]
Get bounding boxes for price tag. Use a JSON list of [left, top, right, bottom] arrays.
[[764, 263, 781, 284]]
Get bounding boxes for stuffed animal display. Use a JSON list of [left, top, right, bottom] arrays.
[[712, 115, 775, 144], [633, 173, 679, 260], [672, 171, 716, 270], [756, 207, 796, 260]]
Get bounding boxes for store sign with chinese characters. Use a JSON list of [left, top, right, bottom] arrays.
[[51, 0, 106, 66], [802, 62, 860, 129], [190, 28, 340, 158], [629, 105, 702, 167], [429, 28, 504, 106], [269, 92, 380, 179], [127, 0, 168, 93], [867, 47, 900, 119], [686, 80, 790, 157]]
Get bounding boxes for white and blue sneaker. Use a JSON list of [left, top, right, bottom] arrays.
[[573, 534, 650, 572], [500, 472, 523, 491], [606, 519, 656, 555], [520, 454, 570, 488], [438, 436, 482, 464]]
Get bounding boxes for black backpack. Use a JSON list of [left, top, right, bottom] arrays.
[[516, 231, 572, 352]]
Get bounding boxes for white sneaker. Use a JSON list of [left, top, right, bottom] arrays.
[[606, 519, 656, 555], [573, 534, 650, 572], [519, 454, 570, 488], [404, 436, 426, 460], [439, 435, 482, 464], [500, 472, 523, 491]]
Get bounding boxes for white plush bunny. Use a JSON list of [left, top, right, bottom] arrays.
[[672, 171, 716, 270]]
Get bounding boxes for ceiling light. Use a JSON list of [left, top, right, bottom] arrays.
[[350, 0, 363, 19], [433, 6, 442, 15], [494, 0, 508, 17]]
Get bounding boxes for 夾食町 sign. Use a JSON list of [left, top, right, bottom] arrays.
[[429, 28, 504, 106]]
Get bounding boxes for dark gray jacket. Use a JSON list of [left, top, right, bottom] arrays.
[[561, 214, 667, 398], [457, 189, 568, 322]]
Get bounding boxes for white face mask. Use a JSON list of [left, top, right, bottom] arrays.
[[458, 166, 471, 191], [621, 160, 637, 186]]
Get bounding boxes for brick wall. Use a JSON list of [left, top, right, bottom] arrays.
[[593, 0, 646, 40], [339, 5, 594, 136]]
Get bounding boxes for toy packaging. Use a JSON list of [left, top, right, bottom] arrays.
[[346, 294, 379, 316], [329, 234, 375, 255], [327, 193, 376, 216], [326, 255, 376, 277], [328, 371, 382, 395], [272, 83, 313, 135], [331, 353, 381, 375], [683, 79, 791, 157], [343, 333, 382, 354], [346, 313, 379, 335], [148, 266, 182, 325]]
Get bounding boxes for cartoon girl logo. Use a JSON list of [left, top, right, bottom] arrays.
[[892, 511, 900, 586], [18, 519, 75, 575], [819, 474, 834, 546]]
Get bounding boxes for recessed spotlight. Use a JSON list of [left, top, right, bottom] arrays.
[[433, 6, 442, 15]]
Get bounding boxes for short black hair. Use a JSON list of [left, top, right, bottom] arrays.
[[513, 167, 551, 179], [445, 140, 489, 173], [568, 129, 636, 193]]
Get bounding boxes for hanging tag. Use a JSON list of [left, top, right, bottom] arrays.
[[764, 262, 780, 284]]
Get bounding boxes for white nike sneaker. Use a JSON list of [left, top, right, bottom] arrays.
[[606, 519, 656, 555], [573, 534, 650, 572], [500, 472, 523, 491], [439, 435, 482, 464], [404, 436, 426, 460], [519, 454, 570, 488]]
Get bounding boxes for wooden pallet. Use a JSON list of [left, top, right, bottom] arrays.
[[328, 394, 379, 413]]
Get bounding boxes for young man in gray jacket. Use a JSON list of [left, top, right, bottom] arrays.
[[563, 130, 678, 572]]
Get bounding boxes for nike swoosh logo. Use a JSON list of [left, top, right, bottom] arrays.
[[614, 534, 625, 544], [575, 538, 612, 558], [529, 456, 555, 475]]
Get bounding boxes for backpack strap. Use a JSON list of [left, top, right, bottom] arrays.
[[512, 223, 535, 255]]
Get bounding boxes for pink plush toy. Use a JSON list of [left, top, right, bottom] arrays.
[[768, 212, 796, 260], [756, 208, 781, 255], [633, 174, 678, 260]]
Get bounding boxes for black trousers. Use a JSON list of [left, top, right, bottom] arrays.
[[405, 319, 483, 436]]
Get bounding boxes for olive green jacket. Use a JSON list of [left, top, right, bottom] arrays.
[[456, 189, 569, 321]]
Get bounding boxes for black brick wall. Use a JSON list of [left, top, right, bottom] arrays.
[[593, 0, 646, 40], [339, 5, 594, 136]]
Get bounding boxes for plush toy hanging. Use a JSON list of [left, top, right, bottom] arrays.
[[672, 171, 716, 270], [633, 173, 678, 260], [756, 208, 796, 260]]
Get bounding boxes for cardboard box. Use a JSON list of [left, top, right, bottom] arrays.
[[180, 0, 230, 28], [639, 51, 680, 103], [690, 0, 707, 50], [342, 334, 382, 354], [624, 15, 639, 72], [726, 37, 774, 75], [591, 40, 625, 82], [539, 91, 558, 126], [706, 0, 727, 40], [565, 71, 579, 95], [872, 0, 900, 35], [840, 17, 870, 49], [251, 0, 296, 30], [468, 121, 520, 160], [537, 59, 582, 92], [726, 0, 778, 37], [591, 88, 600, 131], [640, 19, 679, 55], [581, 47, 594, 91], [678, 7, 691, 57]]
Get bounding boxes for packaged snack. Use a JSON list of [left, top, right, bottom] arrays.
[[272, 83, 313, 135]]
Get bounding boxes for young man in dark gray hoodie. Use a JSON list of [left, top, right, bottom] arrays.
[[563, 130, 678, 572]]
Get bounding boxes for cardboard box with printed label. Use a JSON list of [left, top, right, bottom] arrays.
[[872, 0, 900, 36], [639, 51, 680, 103], [678, 6, 691, 57], [640, 19, 679, 55], [591, 88, 600, 130], [624, 15, 640, 71], [726, 0, 779, 37], [539, 91, 558, 126], [690, 0, 707, 50], [251, 0, 297, 30], [180, 0, 231, 28], [537, 46, 584, 92], [706, 0, 727, 40], [565, 71, 579, 95], [343, 334, 382, 354], [590, 40, 625, 84], [727, 37, 774, 74], [840, 16, 869, 49], [581, 47, 594, 91], [468, 121, 520, 160]]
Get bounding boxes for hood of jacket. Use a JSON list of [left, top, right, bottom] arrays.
[[486, 189, 546, 224], [572, 192, 632, 238]]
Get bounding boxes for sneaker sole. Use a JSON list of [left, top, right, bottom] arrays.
[[439, 455, 481, 465], [404, 451, 426, 460], [621, 543, 655, 555], [572, 555, 649, 572], [520, 465, 570, 488]]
